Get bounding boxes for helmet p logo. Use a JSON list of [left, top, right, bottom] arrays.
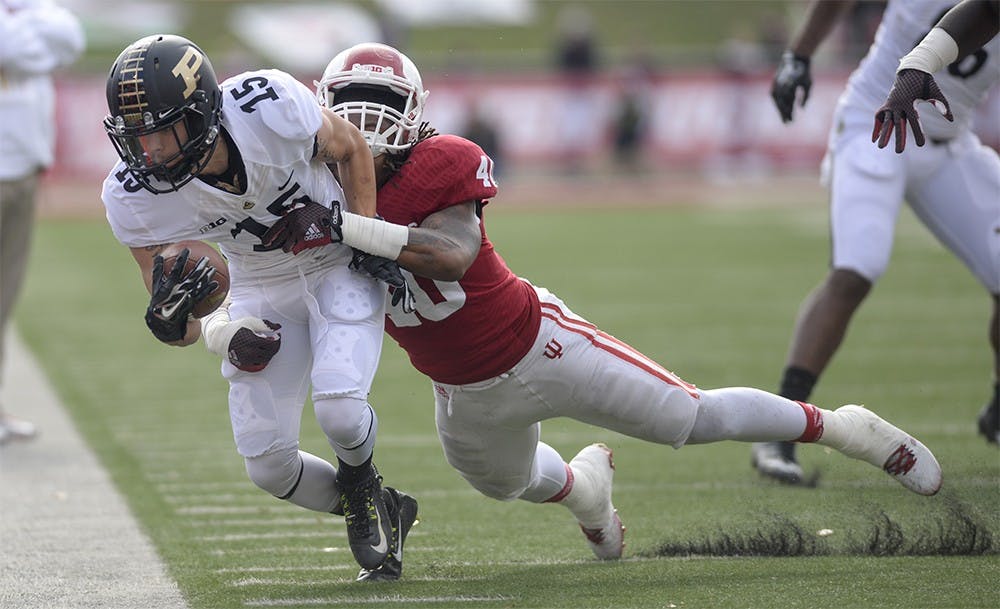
[[172, 48, 204, 99]]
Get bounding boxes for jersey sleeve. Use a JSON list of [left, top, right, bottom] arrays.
[[405, 135, 499, 214], [102, 167, 154, 246], [222, 70, 321, 167]]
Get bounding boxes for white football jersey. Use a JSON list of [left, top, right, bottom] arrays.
[[102, 69, 351, 282], [839, 0, 1000, 140]]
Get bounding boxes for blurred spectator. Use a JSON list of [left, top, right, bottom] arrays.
[[0, 0, 85, 444], [462, 103, 505, 180], [611, 56, 655, 173], [555, 4, 598, 76], [554, 5, 599, 174], [708, 24, 770, 181]]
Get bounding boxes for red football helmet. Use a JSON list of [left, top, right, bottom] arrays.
[[316, 43, 428, 155]]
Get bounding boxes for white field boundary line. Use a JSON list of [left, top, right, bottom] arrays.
[[0, 331, 190, 609]]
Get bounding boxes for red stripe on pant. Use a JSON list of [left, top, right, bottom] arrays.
[[539, 302, 699, 398]]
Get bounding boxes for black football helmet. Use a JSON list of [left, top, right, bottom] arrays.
[[104, 34, 222, 193]]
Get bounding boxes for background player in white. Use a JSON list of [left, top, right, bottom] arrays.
[[100, 34, 414, 574], [755, 0, 1000, 484], [207, 43, 943, 570], [0, 0, 84, 444], [873, 0, 1000, 442]]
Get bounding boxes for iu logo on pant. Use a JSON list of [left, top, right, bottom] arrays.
[[543, 339, 564, 359]]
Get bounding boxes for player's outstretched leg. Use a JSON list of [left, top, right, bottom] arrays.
[[750, 441, 803, 484], [337, 465, 394, 570], [356, 487, 419, 582], [822, 405, 942, 495], [564, 443, 625, 560]]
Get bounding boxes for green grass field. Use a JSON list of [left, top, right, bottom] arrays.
[[16, 205, 999, 608]]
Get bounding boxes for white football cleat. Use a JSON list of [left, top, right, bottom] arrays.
[[568, 443, 625, 560], [831, 405, 942, 496]]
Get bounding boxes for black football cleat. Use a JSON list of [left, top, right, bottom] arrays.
[[337, 466, 393, 571], [356, 487, 418, 582]]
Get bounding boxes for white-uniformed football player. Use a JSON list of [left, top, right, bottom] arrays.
[[100, 34, 414, 574], [210, 43, 945, 572], [756, 0, 1000, 483]]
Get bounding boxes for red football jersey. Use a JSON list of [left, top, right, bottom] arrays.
[[378, 134, 541, 384]]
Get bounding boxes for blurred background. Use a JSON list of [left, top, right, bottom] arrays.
[[40, 0, 1000, 210]]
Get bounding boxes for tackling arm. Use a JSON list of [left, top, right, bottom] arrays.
[[339, 201, 481, 282], [396, 202, 481, 282]]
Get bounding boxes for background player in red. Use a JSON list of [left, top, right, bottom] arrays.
[[206, 43, 944, 569]]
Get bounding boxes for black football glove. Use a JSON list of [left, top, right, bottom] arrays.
[[259, 199, 343, 254], [349, 248, 415, 313], [771, 51, 812, 123], [145, 248, 218, 343], [872, 68, 954, 154], [228, 320, 282, 372]]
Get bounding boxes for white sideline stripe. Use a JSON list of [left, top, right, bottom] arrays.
[[0, 332, 188, 609], [244, 595, 514, 606]]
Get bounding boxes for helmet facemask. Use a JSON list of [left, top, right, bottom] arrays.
[[105, 94, 220, 193], [326, 84, 415, 156]]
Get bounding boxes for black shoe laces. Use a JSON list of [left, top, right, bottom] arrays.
[[341, 474, 381, 538]]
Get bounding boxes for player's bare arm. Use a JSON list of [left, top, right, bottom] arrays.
[[772, 0, 857, 122], [787, 0, 856, 58], [938, 0, 1000, 58], [129, 244, 203, 346], [397, 202, 482, 282], [314, 108, 377, 218]]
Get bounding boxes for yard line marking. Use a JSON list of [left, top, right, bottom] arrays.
[[244, 595, 514, 606], [213, 565, 353, 574], [187, 517, 326, 527], [207, 545, 449, 557], [155, 481, 253, 492], [198, 531, 341, 542], [177, 505, 303, 515]]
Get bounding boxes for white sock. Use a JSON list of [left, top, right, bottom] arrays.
[[519, 441, 570, 503]]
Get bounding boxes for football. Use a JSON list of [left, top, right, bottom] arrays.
[[159, 240, 230, 318]]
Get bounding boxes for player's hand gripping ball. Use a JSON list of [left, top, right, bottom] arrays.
[[158, 240, 230, 318]]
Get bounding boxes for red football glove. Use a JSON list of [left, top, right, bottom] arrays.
[[260, 199, 343, 254], [873, 69, 954, 153], [227, 320, 282, 372]]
